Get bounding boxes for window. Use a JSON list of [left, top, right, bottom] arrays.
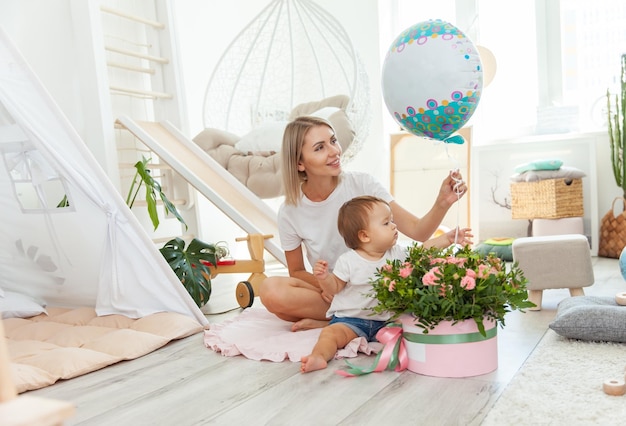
[[2, 139, 71, 212]]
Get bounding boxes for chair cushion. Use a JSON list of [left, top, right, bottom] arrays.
[[549, 296, 626, 342], [474, 238, 514, 261]]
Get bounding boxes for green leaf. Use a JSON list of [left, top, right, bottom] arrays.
[[57, 195, 69, 208], [127, 156, 188, 231], [160, 237, 217, 307]]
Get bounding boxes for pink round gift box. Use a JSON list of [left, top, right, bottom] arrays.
[[399, 315, 498, 378]]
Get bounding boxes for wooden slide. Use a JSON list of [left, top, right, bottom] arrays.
[[115, 116, 286, 268]]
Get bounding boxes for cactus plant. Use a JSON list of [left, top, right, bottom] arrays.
[[607, 54, 626, 198]]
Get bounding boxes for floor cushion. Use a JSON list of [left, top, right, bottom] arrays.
[[549, 296, 626, 342], [474, 237, 514, 261]]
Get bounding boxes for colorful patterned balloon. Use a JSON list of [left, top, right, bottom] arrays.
[[382, 19, 483, 143]]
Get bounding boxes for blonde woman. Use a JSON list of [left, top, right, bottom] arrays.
[[259, 116, 467, 331]]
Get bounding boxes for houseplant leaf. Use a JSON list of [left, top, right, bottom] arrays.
[[160, 237, 217, 307], [127, 156, 188, 231]]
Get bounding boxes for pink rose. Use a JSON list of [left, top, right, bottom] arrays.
[[477, 264, 490, 278], [465, 269, 477, 279], [382, 264, 393, 272], [399, 264, 413, 278], [422, 267, 440, 285], [422, 271, 437, 286], [461, 275, 476, 290], [389, 280, 396, 292], [447, 257, 466, 266]]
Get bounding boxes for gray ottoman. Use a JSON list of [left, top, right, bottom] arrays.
[[512, 234, 594, 310]]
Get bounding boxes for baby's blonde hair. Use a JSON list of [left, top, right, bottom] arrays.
[[281, 116, 336, 206]]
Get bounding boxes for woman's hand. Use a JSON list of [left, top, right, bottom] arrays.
[[438, 169, 467, 207]]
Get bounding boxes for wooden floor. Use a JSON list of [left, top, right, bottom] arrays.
[[27, 257, 624, 425]]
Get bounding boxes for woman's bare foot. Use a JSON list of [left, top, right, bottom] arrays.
[[291, 318, 329, 332], [300, 354, 328, 373]]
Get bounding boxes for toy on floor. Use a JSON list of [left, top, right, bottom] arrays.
[[602, 378, 626, 396], [203, 233, 272, 308]]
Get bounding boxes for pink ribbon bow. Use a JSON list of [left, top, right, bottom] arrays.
[[336, 323, 408, 377]]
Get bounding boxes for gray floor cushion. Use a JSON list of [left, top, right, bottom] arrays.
[[549, 296, 626, 342]]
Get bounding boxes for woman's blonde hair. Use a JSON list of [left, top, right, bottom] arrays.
[[338, 196, 389, 249], [281, 115, 337, 206]]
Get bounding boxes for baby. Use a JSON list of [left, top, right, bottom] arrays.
[[301, 195, 472, 372]]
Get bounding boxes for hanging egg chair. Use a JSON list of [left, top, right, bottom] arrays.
[[202, 0, 370, 162]]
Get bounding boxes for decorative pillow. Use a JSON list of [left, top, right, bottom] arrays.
[[510, 166, 587, 182], [192, 127, 240, 151], [234, 121, 289, 153], [514, 159, 563, 174], [549, 296, 626, 342], [0, 291, 47, 319], [311, 106, 341, 119], [474, 238, 514, 261], [289, 94, 355, 152]]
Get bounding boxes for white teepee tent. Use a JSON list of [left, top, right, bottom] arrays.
[[0, 28, 207, 326]]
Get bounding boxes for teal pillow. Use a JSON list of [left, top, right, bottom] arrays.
[[474, 238, 514, 261], [514, 159, 563, 174]]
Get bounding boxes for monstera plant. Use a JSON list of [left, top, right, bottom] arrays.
[[160, 238, 219, 307], [126, 156, 227, 307]]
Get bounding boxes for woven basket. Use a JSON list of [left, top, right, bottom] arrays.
[[598, 197, 626, 259], [510, 178, 583, 219]]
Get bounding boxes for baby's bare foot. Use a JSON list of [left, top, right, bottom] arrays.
[[300, 355, 328, 373], [291, 318, 329, 332]]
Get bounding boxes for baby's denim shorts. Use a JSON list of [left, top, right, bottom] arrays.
[[329, 316, 386, 342]]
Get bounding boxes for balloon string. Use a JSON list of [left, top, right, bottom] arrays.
[[444, 144, 464, 249]]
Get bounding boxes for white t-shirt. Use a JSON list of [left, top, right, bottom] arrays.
[[328, 244, 408, 321], [278, 171, 393, 270]]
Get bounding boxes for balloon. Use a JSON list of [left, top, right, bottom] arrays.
[[381, 19, 483, 143]]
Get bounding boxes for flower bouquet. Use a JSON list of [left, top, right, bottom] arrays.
[[338, 244, 535, 378], [370, 243, 536, 336]]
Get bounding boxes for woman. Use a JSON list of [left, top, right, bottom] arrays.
[[259, 116, 467, 331]]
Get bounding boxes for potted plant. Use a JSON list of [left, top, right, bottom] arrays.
[[160, 237, 229, 308], [126, 156, 229, 307], [600, 54, 626, 258], [368, 244, 534, 377]]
